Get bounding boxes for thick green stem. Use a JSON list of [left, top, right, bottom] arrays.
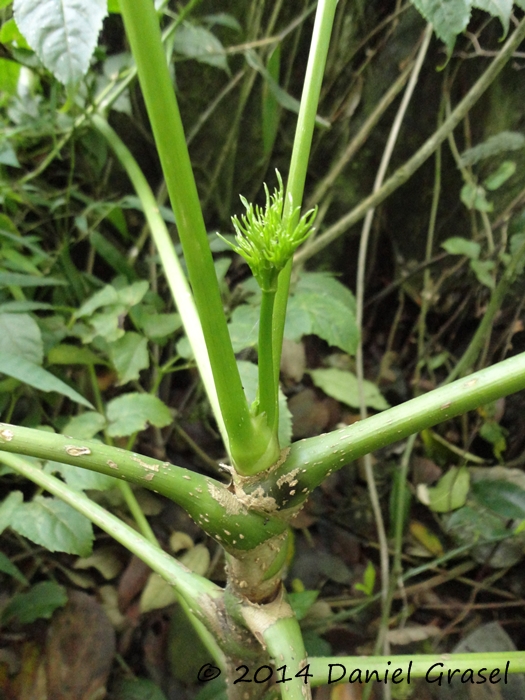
[[257, 289, 279, 434], [118, 0, 274, 475], [0, 423, 286, 551], [272, 0, 339, 386], [247, 353, 525, 508]]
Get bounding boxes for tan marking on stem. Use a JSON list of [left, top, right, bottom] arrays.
[[441, 402, 452, 410], [144, 473, 155, 481], [132, 456, 159, 471], [463, 378, 478, 387], [107, 460, 118, 470], [208, 482, 248, 515], [65, 445, 91, 456], [0, 428, 14, 442], [183, 475, 191, 480]]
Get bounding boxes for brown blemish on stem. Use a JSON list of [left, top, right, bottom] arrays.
[[132, 455, 159, 472], [65, 445, 91, 456], [107, 460, 118, 470]]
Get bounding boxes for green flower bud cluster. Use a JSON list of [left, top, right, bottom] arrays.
[[220, 171, 317, 292]]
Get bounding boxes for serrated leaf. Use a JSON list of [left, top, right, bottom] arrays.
[[2, 581, 67, 624], [0, 551, 28, 585], [411, 0, 471, 51], [441, 236, 480, 259], [0, 351, 93, 408], [62, 411, 106, 439], [472, 479, 525, 519], [426, 466, 470, 513], [109, 332, 149, 385], [106, 393, 172, 437], [483, 160, 516, 190], [44, 461, 117, 491], [309, 367, 389, 411], [173, 23, 229, 72], [13, 0, 107, 86], [472, 0, 512, 36], [460, 131, 525, 166], [237, 360, 292, 447], [0, 312, 43, 364], [135, 312, 182, 340], [0, 490, 23, 536], [10, 496, 94, 556]]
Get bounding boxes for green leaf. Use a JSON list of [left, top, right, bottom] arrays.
[[0, 272, 66, 287], [460, 182, 493, 212], [109, 332, 149, 385], [13, 0, 107, 86], [0, 351, 93, 408], [460, 131, 525, 166], [237, 360, 292, 447], [2, 581, 67, 624], [288, 590, 319, 620], [426, 466, 470, 513], [0, 312, 43, 364], [483, 160, 516, 190], [0, 490, 23, 536], [228, 304, 260, 352], [47, 343, 107, 366], [309, 367, 389, 411], [44, 461, 117, 491], [354, 560, 376, 596], [441, 236, 480, 259], [106, 393, 172, 437], [0, 18, 30, 48], [0, 551, 29, 585], [62, 411, 106, 439], [132, 310, 182, 340], [173, 23, 229, 72], [410, 0, 471, 52], [76, 284, 120, 318], [472, 0, 512, 36], [0, 57, 21, 96], [472, 479, 525, 519], [10, 496, 94, 556], [470, 259, 495, 289], [291, 293, 359, 355]]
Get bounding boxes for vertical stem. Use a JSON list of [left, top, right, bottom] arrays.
[[118, 0, 274, 474], [257, 289, 278, 433], [272, 0, 339, 386]]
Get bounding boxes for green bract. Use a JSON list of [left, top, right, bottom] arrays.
[[221, 171, 317, 292]]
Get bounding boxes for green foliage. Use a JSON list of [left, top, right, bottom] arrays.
[[472, 478, 525, 518], [309, 367, 389, 411], [13, 0, 107, 86], [460, 131, 525, 166], [106, 393, 172, 437], [1, 580, 67, 624], [425, 465, 470, 512], [10, 495, 94, 556]]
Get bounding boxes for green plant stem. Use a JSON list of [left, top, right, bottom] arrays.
[[258, 289, 278, 433], [446, 235, 525, 383], [119, 0, 275, 475], [294, 16, 525, 265], [0, 423, 286, 551], [272, 0, 338, 386], [118, 480, 157, 546], [246, 352, 525, 508], [307, 652, 525, 687]]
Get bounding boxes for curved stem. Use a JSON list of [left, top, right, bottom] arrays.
[[0, 422, 286, 551], [247, 352, 525, 507]]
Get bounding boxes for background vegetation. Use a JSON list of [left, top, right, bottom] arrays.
[[1, 1, 525, 698]]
